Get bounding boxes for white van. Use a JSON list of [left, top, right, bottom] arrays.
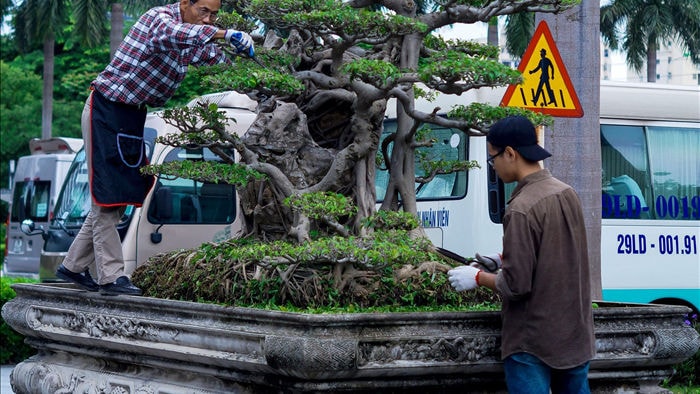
[[3, 137, 83, 278], [36, 92, 257, 281]]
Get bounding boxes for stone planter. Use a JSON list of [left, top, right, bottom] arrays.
[[2, 283, 698, 393]]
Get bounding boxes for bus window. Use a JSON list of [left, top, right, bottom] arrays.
[[601, 124, 699, 220], [647, 126, 700, 220], [376, 120, 468, 201], [147, 148, 237, 224]]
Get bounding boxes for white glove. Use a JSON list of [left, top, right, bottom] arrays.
[[448, 265, 481, 292], [225, 30, 254, 57], [470, 252, 502, 273]]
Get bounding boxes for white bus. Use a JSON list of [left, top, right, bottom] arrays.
[[377, 81, 699, 312], [598, 82, 699, 312]]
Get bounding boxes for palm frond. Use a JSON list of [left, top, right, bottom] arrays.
[[72, 0, 109, 47], [504, 12, 534, 59]]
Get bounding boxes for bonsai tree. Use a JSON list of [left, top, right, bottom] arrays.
[[136, 0, 573, 309]]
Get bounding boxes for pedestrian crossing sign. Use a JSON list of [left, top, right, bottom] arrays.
[[500, 21, 584, 117]]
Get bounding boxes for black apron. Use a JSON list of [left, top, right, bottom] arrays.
[[90, 90, 155, 207]]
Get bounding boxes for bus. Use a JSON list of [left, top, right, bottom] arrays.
[[598, 82, 699, 312], [377, 81, 699, 312]]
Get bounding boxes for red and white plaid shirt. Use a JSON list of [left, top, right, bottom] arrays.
[[93, 3, 228, 107]]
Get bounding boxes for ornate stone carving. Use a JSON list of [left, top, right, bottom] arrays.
[[358, 335, 499, 366], [26, 306, 162, 340], [3, 284, 699, 393], [11, 353, 240, 394]]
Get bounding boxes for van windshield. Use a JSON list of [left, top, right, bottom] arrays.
[[52, 149, 91, 226]]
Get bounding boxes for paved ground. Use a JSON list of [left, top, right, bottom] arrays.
[[1, 365, 14, 394]]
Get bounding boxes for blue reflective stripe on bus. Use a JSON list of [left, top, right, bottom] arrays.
[[602, 288, 700, 312]]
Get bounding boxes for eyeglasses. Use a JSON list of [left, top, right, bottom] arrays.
[[190, 1, 218, 21], [487, 149, 505, 166]]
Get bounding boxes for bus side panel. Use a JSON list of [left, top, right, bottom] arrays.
[[601, 220, 700, 311], [415, 137, 503, 260], [599, 99, 699, 312]]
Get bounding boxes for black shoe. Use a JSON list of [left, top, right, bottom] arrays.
[[99, 276, 142, 296], [56, 264, 99, 291]]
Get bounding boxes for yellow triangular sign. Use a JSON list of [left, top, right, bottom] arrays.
[[500, 21, 583, 117]]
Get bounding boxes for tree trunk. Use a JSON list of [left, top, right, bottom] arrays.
[[41, 36, 55, 140], [110, 3, 124, 60], [381, 33, 421, 216], [646, 40, 657, 83], [538, 2, 602, 299]]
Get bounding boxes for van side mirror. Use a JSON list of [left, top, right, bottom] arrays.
[[150, 187, 173, 244], [20, 218, 48, 239], [20, 219, 35, 234]]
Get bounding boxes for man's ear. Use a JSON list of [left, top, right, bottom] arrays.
[[504, 146, 518, 161]]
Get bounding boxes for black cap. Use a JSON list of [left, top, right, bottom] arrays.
[[486, 115, 552, 162]]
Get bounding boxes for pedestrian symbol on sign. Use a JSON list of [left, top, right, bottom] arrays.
[[529, 49, 557, 107]]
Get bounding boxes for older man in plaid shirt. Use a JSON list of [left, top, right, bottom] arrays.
[[56, 0, 253, 296]]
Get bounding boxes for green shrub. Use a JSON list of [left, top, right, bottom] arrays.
[[1, 276, 37, 364], [133, 231, 501, 311]]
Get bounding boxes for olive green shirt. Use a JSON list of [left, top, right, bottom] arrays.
[[495, 169, 595, 368]]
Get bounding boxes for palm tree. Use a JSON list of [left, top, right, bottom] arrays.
[[12, 0, 166, 139], [600, 0, 700, 82], [73, 0, 168, 59], [13, 0, 70, 139]]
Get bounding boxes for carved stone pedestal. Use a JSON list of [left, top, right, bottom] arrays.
[[3, 283, 698, 393]]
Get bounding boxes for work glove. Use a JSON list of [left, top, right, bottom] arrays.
[[225, 29, 254, 57], [448, 265, 481, 292], [470, 252, 502, 273]]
